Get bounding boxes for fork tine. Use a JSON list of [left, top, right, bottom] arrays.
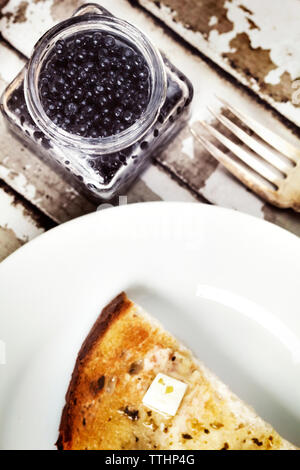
[[216, 96, 300, 164], [199, 120, 281, 185], [190, 128, 274, 195], [207, 107, 289, 174]]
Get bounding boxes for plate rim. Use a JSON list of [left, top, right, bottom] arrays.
[[0, 201, 299, 272]]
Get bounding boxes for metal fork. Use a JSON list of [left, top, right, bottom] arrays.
[[190, 98, 300, 212]]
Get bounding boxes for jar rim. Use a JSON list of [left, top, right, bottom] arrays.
[[25, 14, 167, 154]]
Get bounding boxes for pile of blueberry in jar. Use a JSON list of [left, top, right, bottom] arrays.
[[2, 3, 194, 201], [39, 31, 151, 138]]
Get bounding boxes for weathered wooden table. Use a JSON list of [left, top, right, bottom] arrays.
[[0, 0, 300, 262]]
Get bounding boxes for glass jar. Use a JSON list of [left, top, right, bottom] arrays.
[[0, 3, 193, 201]]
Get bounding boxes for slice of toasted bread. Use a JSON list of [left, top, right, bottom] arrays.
[[57, 292, 296, 450]]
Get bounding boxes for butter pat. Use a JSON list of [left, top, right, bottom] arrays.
[[142, 373, 187, 416]]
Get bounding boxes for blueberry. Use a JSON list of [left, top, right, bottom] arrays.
[[110, 56, 119, 68], [67, 68, 76, 78], [105, 83, 113, 93], [89, 73, 98, 84], [104, 35, 116, 48], [65, 102, 78, 116], [99, 47, 109, 57], [95, 84, 104, 95], [63, 117, 71, 126], [136, 103, 145, 114], [114, 89, 125, 100], [108, 70, 117, 79], [85, 90, 93, 101], [78, 125, 87, 136], [140, 141, 148, 150], [33, 130, 44, 140], [134, 56, 144, 68], [40, 87, 48, 99], [123, 47, 133, 59], [55, 40, 65, 50], [74, 89, 83, 101], [83, 104, 94, 115], [90, 129, 100, 138], [76, 114, 85, 123], [138, 83, 147, 91], [48, 82, 58, 94], [84, 62, 94, 72], [39, 30, 151, 138], [92, 33, 102, 46], [40, 77, 48, 86], [99, 57, 110, 69], [103, 116, 112, 128], [76, 50, 87, 62], [139, 68, 149, 81], [125, 63, 133, 73], [54, 77, 64, 89], [99, 96, 108, 107], [117, 75, 125, 84], [78, 70, 87, 81], [70, 79, 78, 89], [123, 80, 132, 90], [124, 110, 133, 122], [114, 107, 123, 118]]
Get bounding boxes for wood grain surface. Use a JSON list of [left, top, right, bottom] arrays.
[[136, 0, 300, 127], [0, 180, 48, 261], [0, 0, 299, 264]]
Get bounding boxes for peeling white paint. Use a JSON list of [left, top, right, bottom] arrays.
[[0, 41, 24, 87], [208, 16, 218, 27], [138, 0, 300, 126], [226, 0, 300, 85], [207, 3, 247, 56], [182, 135, 194, 160], [0, 165, 37, 201], [1, 0, 300, 126], [0, 0, 55, 58], [0, 187, 44, 242]]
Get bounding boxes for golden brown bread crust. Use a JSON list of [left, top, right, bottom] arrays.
[[57, 292, 132, 450], [57, 293, 296, 450]]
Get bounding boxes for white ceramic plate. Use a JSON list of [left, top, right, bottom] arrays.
[[0, 202, 299, 450]]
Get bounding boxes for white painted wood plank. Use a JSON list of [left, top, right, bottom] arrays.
[[0, 0, 299, 236], [2, 0, 300, 126], [0, 184, 44, 261], [141, 165, 197, 203], [0, 187, 43, 241], [137, 0, 300, 128]]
